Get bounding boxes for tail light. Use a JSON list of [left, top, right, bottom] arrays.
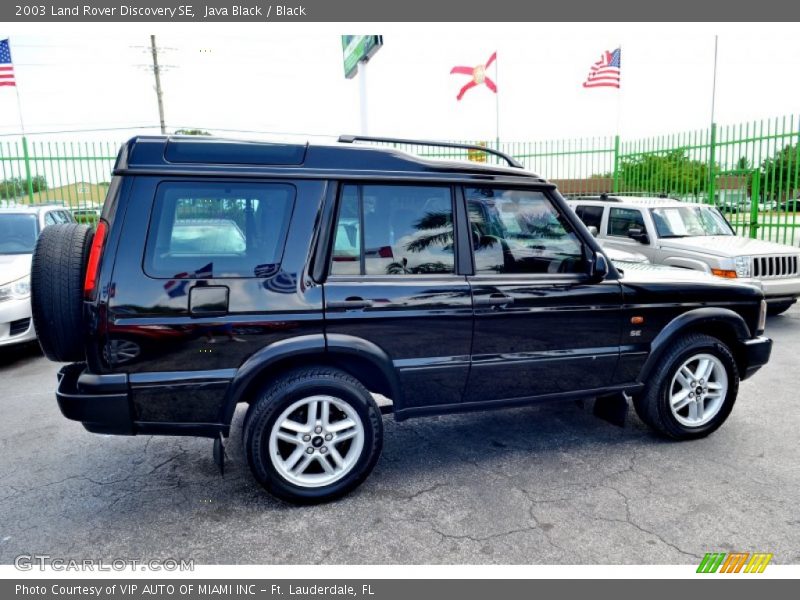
[[84, 220, 108, 300]]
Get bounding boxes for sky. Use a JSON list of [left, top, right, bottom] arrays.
[[0, 22, 799, 145]]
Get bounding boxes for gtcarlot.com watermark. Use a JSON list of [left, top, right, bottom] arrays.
[[14, 555, 194, 572]]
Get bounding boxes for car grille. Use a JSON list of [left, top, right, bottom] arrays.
[[752, 255, 799, 279], [9, 318, 31, 337], [0, 289, 10, 303]]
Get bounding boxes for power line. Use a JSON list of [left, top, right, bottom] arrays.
[[0, 124, 346, 140], [0, 125, 159, 137]]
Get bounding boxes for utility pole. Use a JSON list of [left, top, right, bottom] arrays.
[[150, 34, 166, 134]]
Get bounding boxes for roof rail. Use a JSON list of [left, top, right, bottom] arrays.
[[338, 134, 524, 169], [566, 193, 622, 202]]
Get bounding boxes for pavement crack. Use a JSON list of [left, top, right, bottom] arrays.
[[147, 447, 189, 474], [599, 483, 702, 560], [395, 482, 448, 501], [431, 525, 539, 544]]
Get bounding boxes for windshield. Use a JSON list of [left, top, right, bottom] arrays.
[[0, 214, 39, 254], [649, 206, 734, 238]]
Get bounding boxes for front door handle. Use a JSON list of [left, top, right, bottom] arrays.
[[474, 293, 514, 307], [327, 297, 374, 309]]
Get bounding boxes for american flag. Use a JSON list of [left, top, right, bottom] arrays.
[[163, 262, 214, 298], [0, 39, 16, 87], [582, 48, 621, 89]]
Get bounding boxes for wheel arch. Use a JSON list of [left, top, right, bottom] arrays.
[[221, 334, 402, 426], [637, 308, 751, 384], [661, 256, 712, 272]]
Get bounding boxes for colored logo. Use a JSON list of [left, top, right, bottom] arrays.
[[697, 552, 773, 573]]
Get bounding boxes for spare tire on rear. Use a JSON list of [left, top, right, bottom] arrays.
[[31, 223, 93, 362]]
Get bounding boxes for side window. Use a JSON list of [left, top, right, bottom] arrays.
[[466, 187, 586, 275], [330, 184, 455, 276], [608, 207, 645, 237], [144, 181, 294, 278], [43, 212, 57, 227], [574, 205, 604, 230]]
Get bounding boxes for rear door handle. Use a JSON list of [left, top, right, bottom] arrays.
[[474, 294, 514, 306], [327, 297, 374, 309]]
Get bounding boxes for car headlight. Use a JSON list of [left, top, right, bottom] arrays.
[[734, 256, 751, 278], [0, 275, 31, 302]]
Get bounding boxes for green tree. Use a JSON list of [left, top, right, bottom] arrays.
[[617, 150, 709, 198], [174, 129, 212, 136], [0, 177, 22, 199], [761, 144, 800, 201], [0, 175, 48, 199], [31, 175, 47, 192]]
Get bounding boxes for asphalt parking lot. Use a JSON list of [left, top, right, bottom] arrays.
[[1, 308, 799, 566]]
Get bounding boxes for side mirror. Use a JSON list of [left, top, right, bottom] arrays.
[[589, 252, 609, 282], [587, 225, 598, 237], [627, 227, 650, 244]]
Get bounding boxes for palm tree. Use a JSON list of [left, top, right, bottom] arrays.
[[384, 207, 500, 275], [385, 257, 451, 274]]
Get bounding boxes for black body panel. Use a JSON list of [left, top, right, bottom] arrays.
[[101, 175, 327, 428], [324, 278, 474, 410], [57, 136, 771, 437], [466, 277, 623, 401]]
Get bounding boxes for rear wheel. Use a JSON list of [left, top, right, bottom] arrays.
[[243, 367, 383, 504], [30, 224, 93, 362], [633, 334, 739, 440]]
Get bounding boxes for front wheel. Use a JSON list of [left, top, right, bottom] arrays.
[[243, 367, 383, 504], [633, 334, 739, 440]]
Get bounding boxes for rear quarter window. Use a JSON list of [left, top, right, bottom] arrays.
[[144, 181, 295, 279], [574, 205, 604, 230]]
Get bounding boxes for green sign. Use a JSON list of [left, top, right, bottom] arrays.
[[342, 35, 383, 79]]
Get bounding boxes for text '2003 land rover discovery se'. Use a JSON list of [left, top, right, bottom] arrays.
[[31, 136, 772, 503]]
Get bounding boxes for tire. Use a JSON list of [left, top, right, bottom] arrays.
[[766, 300, 795, 316], [633, 333, 739, 440], [243, 367, 383, 504], [30, 223, 93, 362]]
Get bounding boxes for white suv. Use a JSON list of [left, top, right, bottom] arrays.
[[568, 195, 800, 316]]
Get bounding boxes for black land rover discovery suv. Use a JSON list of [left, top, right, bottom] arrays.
[[31, 135, 772, 503]]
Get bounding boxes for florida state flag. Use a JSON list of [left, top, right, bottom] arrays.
[[450, 52, 497, 100]]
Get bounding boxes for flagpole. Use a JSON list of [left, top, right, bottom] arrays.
[[7, 37, 25, 135], [615, 44, 622, 138], [613, 45, 623, 194], [495, 52, 500, 151], [14, 85, 25, 135], [710, 34, 718, 125], [7, 37, 34, 205], [708, 35, 719, 207]]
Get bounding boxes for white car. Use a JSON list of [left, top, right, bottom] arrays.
[[568, 195, 800, 315], [0, 205, 76, 347]]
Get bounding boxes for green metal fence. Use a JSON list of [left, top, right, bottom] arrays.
[[2, 114, 799, 244], [397, 115, 800, 246], [0, 139, 119, 226]]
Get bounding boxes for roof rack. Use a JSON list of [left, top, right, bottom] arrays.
[[566, 193, 622, 202], [338, 134, 524, 169], [571, 193, 686, 204]]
